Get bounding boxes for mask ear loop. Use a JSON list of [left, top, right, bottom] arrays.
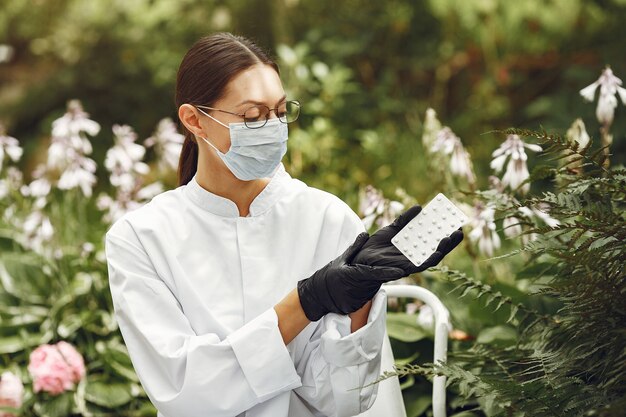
[[196, 107, 229, 129], [199, 135, 224, 155], [195, 107, 230, 155]]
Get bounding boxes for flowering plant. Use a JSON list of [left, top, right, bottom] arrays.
[[360, 68, 625, 417], [0, 100, 181, 415]]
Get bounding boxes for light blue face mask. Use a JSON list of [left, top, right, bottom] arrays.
[[197, 108, 288, 181]]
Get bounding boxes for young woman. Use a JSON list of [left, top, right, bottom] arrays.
[[104, 32, 462, 417]]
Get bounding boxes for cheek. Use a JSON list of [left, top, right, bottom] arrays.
[[214, 130, 232, 153], [202, 126, 231, 153]]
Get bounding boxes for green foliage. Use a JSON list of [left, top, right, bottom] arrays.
[[0, 204, 152, 415], [384, 129, 625, 417]]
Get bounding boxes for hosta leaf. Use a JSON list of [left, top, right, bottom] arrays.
[[85, 381, 133, 408], [476, 325, 517, 346], [386, 312, 429, 342], [33, 392, 73, 417]]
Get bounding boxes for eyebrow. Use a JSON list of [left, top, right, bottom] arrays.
[[236, 94, 287, 108]]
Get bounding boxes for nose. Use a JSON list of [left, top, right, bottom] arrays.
[[267, 107, 280, 120]]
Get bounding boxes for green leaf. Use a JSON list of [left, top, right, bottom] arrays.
[[405, 393, 431, 417], [71, 272, 93, 296], [85, 381, 133, 407], [476, 325, 518, 347], [386, 313, 429, 342], [399, 374, 415, 390], [33, 392, 73, 417], [0, 333, 42, 353], [394, 351, 420, 366], [515, 262, 556, 280], [57, 313, 83, 338]]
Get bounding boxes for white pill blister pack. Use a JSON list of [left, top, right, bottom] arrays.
[[392, 193, 469, 267]]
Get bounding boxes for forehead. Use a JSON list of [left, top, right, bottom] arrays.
[[218, 64, 285, 108]]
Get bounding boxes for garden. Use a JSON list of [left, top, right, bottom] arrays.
[[0, 1, 624, 416]]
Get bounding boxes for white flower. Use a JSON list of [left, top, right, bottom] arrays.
[[144, 118, 184, 171], [105, 125, 149, 193], [518, 203, 560, 228], [21, 211, 54, 254], [468, 202, 501, 257], [20, 164, 51, 198], [46, 100, 99, 196], [405, 302, 419, 315], [48, 100, 98, 171], [450, 140, 476, 184], [0, 370, 24, 412], [358, 185, 404, 229], [580, 66, 626, 126], [0, 128, 24, 171], [422, 108, 443, 151], [503, 215, 523, 238], [51, 100, 100, 141], [491, 134, 541, 195], [57, 156, 97, 197], [136, 182, 164, 200], [1, 167, 23, 200], [566, 118, 590, 151], [416, 305, 434, 328], [430, 127, 476, 184], [430, 127, 457, 155]]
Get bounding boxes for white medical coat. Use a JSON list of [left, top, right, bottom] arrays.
[[104, 164, 387, 417]]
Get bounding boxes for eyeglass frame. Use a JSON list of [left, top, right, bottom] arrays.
[[194, 100, 301, 129]]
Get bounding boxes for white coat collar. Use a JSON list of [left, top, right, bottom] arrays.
[[183, 163, 291, 218]]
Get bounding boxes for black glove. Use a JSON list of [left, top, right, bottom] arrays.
[[297, 232, 406, 322], [353, 204, 464, 275]]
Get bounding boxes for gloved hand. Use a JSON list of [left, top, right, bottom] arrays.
[[297, 232, 405, 322], [353, 204, 464, 275]]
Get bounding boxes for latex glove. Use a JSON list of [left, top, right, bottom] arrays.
[[353, 205, 464, 275], [297, 232, 405, 322]]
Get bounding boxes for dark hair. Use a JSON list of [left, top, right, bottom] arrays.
[[175, 32, 280, 186]]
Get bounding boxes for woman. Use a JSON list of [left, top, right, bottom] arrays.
[[105, 32, 462, 417]]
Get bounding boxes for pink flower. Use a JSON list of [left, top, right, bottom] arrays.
[[0, 371, 24, 417], [27, 341, 86, 396]]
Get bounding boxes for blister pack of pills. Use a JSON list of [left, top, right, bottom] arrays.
[[392, 193, 469, 267]]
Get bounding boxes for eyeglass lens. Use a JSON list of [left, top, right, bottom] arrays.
[[243, 101, 300, 128]]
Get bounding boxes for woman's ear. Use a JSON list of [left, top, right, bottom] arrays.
[[178, 104, 205, 138]]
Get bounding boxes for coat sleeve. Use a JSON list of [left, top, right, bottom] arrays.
[[293, 291, 387, 417], [291, 203, 387, 417], [104, 227, 302, 417]]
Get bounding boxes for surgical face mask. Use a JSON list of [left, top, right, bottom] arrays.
[[197, 109, 288, 181]]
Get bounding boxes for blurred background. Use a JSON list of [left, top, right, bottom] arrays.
[[1, 1, 626, 416], [2, 0, 625, 203]]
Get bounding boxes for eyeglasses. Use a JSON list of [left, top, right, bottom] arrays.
[[195, 100, 301, 129]]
